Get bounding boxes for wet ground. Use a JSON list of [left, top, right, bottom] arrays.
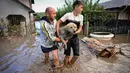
[[0, 34, 130, 73], [100, 34, 130, 44]]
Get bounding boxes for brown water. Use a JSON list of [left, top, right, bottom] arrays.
[[0, 34, 130, 73], [0, 36, 43, 73], [99, 34, 130, 44], [0, 36, 28, 58], [112, 34, 130, 43]]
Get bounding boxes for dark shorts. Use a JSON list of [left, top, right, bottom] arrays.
[[41, 45, 58, 53], [64, 37, 79, 56]]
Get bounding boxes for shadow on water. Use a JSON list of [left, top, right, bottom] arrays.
[[0, 36, 42, 73]]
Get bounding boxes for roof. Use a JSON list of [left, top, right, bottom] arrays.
[[100, 0, 130, 9], [14, 0, 35, 13], [31, 0, 35, 4]]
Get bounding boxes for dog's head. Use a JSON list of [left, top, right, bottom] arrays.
[[66, 23, 77, 34]]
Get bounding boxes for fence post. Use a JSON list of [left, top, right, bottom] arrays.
[[114, 12, 119, 37], [86, 21, 89, 37]]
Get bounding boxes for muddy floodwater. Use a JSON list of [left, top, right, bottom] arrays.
[[100, 34, 130, 44], [0, 34, 130, 73]]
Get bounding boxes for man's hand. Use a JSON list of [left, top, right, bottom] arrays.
[[55, 37, 61, 42], [74, 31, 78, 34], [74, 26, 82, 34], [65, 40, 68, 43]]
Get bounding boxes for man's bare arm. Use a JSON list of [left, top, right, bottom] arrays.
[[56, 20, 63, 36]]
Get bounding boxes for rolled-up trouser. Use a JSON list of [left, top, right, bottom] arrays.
[[64, 37, 79, 56]]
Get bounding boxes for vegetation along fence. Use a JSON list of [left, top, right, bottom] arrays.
[[84, 11, 130, 35]]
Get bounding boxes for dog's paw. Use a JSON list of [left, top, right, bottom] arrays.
[[62, 40, 67, 46], [64, 45, 67, 50]]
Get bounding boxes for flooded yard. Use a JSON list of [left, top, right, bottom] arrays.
[[0, 34, 130, 73], [98, 34, 130, 44]]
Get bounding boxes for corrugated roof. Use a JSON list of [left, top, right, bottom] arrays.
[[100, 0, 130, 9]]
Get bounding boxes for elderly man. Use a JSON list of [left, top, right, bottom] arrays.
[[39, 7, 62, 68]]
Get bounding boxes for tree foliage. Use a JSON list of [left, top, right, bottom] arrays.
[[34, 12, 45, 21], [56, 0, 105, 20]]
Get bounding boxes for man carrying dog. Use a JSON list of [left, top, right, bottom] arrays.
[[39, 7, 62, 68], [56, 0, 84, 66]]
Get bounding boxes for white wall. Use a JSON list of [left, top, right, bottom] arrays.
[[0, 0, 30, 24]]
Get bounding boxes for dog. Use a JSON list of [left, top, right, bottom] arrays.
[[58, 22, 77, 50]]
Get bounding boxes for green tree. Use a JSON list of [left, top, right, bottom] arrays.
[[34, 12, 45, 21], [56, 0, 105, 35], [56, 0, 104, 20]]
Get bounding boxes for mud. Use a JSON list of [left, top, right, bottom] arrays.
[[0, 35, 130, 73]]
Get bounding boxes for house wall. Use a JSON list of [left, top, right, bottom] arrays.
[[118, 12, 129, 20], [0, 0, 30, 24], [18, 0, 32, 8], [107, 10, 129, 20]]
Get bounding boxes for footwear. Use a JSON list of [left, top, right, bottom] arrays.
[[64, 56, 70, 65], [69, 56, 78, 65], [44, 59, 49, 64]]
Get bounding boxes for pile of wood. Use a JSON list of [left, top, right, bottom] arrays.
[[81, 37, 120, 58]]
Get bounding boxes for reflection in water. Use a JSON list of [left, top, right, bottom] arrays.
[[0, 36, 42, 73]]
